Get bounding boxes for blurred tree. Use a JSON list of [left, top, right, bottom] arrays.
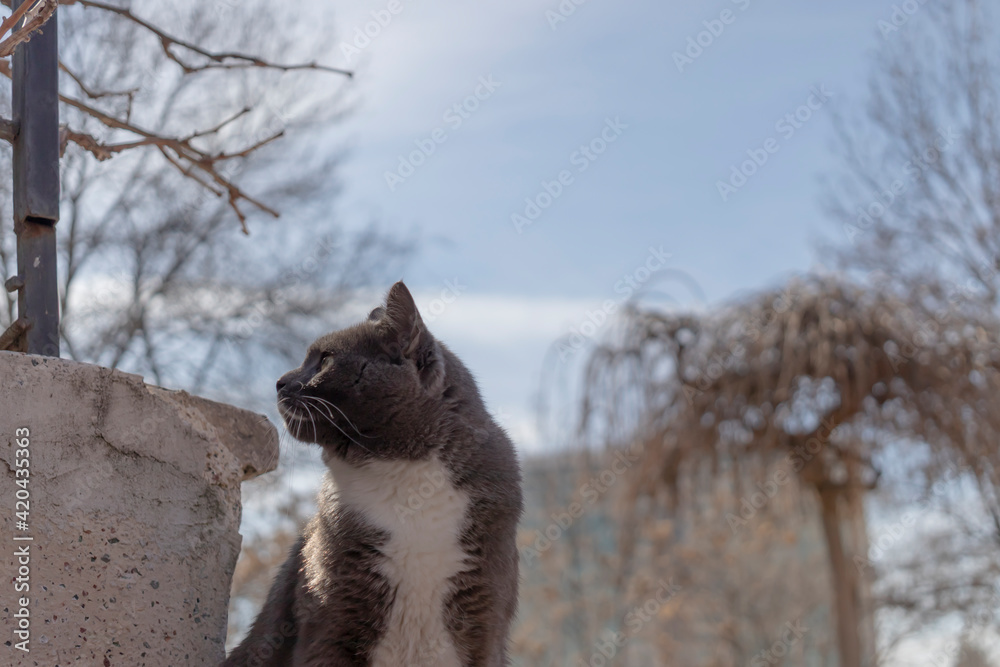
[[578, 277, 1000, 667], [822, 0, 1000, 658], [0, 0, 408, 404], [824, 0, 1000, 313], [513, 449, 832, 666]]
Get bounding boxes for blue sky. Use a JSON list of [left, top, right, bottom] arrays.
[[305, 0, 903, 453], [328, 0, 892, 295]]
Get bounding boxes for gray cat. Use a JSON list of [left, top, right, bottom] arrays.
[[222, 282, 523, 667]]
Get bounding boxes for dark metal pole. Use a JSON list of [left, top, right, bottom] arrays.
[[11, 0, 60, 356]]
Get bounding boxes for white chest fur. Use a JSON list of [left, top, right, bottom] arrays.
[[326, 456, 469, 667]]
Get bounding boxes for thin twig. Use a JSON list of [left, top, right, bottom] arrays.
[[59, 60, 138, 100], [62, 0, 352, 77], [0, 0, 57, 57], [0, 58, 279, 233], [3, 0, 349, 233], [0, 0, 41, 39], [183, 106, 252, 142]]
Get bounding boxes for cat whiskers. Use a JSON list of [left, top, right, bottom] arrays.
[[281, 395, 319, 443], [302, 396, 376, 456], [277, 395, 302, 422], [302, 399, 322, 444], [306, 395, 375, 440]]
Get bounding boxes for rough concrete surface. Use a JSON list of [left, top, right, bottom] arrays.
[[0, 351, 279, 666]]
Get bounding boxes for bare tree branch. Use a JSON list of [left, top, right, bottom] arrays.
[[59, 59, 137, 101], [61, 0, 352, 78], [0, 57, 284, 233], [3, 0, 352, 230], [0, 0, 57, 58]]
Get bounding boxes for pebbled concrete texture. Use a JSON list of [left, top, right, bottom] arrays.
[[0, 351, 279, 666]]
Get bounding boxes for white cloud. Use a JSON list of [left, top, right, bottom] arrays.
[[415, 290, 596, 345]]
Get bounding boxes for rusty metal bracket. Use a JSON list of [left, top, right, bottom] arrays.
[[0, 117, 17, 143], [5, 274, 24, 292]]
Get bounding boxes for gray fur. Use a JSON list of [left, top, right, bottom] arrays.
[[222, 281, 522, 667]]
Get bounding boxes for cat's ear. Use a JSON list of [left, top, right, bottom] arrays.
[[384, 281, 425, 356], [383, 281, 445, 390]]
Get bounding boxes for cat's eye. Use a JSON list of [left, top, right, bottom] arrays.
[[319, 353, 335, 372]]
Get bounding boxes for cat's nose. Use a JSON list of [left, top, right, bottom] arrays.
[[277, 373, 301, 394]]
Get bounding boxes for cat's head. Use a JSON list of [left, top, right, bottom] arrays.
[[276, 281, 449, 461]]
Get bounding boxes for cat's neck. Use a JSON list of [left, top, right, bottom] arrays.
[[324, 454, 467, 537]]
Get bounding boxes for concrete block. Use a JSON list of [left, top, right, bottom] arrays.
[[0, 351, 279, 666]]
